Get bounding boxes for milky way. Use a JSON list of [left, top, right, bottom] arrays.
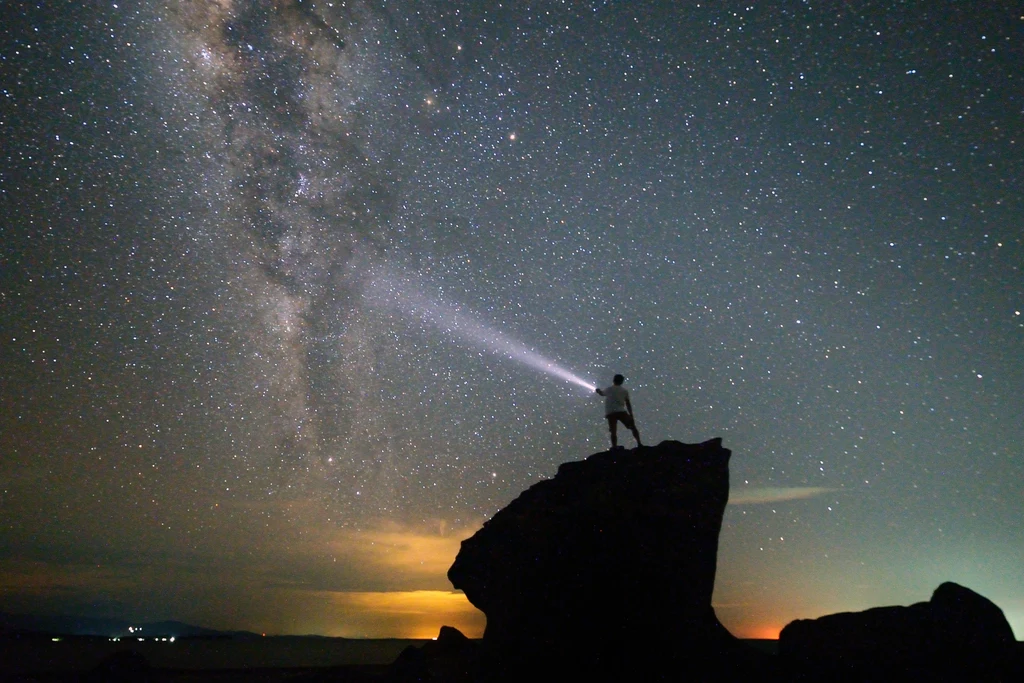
[[1, 1, 1021, 637]]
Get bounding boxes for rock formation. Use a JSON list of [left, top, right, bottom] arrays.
[[779, 581, 1021, 681], [389, 625, 479, 682], [447, 439, 769, 681], [407, 438, 1024, 682]]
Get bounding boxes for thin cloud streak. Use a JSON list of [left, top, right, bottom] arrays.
[[729, 487, 837, 505]]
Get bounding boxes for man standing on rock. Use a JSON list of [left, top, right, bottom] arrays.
[[596, 374, 642, 449]]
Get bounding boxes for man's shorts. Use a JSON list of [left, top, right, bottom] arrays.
[[605, 411, 636, 430]]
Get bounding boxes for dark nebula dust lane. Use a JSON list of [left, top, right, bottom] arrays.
[[1, 1, 1021, 637]]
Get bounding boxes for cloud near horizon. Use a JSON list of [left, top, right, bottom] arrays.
[[728, 487, 836, 505], [0, 518, 487, 637]]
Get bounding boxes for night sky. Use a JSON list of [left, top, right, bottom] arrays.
[[2, 1, 1021, 639]]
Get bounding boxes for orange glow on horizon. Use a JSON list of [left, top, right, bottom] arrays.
[[735, 623, 781, 640], [315, 590, 485, 639], [720, 619, 782, 640]]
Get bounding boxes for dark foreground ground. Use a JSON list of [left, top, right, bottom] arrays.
[[0, 636, 422, 681], [2, 637, 778, 681], [5, 637, 1023, 682]]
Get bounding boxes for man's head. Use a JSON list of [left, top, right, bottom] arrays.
[[613, 374, 625, 385]]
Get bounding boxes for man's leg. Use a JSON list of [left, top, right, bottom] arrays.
[[607, 416, 618, 448], [624, 414, 642, 447]]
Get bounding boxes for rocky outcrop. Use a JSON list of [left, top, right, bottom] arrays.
[[447, 439, 769, 681], [388, 626, 479, 683], [779, 581, 1020, 680]]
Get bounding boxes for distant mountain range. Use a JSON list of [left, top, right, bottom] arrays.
[[0, 613, 260, 639]]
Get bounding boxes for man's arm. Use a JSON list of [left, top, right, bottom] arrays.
[[595, 388, 605, 396], [626, 395, 633, 416]]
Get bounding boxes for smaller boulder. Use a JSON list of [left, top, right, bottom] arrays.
[[386, 626, 479, 682], [930, 581, 1016, 655], [779, 582, 1020, 681]]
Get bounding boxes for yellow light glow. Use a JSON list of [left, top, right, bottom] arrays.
[[281, 589, 485, 639]]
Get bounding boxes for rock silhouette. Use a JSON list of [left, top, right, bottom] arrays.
[[395, 438, 1024, 682], [388, 625, 479, 682], [780, 581, 1021, 681], [447, 439, 768, 681]]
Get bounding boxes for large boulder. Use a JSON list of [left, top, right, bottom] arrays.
[[448, 439, 769, 681], [779, 581, 1021, 680]]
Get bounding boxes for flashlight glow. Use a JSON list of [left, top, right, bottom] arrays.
[[363, 267, 596, 392]]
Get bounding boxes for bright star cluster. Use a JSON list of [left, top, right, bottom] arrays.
[[1, 1, 1021, 638]]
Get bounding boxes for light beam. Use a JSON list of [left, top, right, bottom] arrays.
[[363, 265, 596, 392]]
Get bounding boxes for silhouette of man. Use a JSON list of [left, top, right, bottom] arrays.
[[595, 374, 642, 449]]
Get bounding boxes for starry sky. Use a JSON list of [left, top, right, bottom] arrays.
[[1, 1, 1021, 639]]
